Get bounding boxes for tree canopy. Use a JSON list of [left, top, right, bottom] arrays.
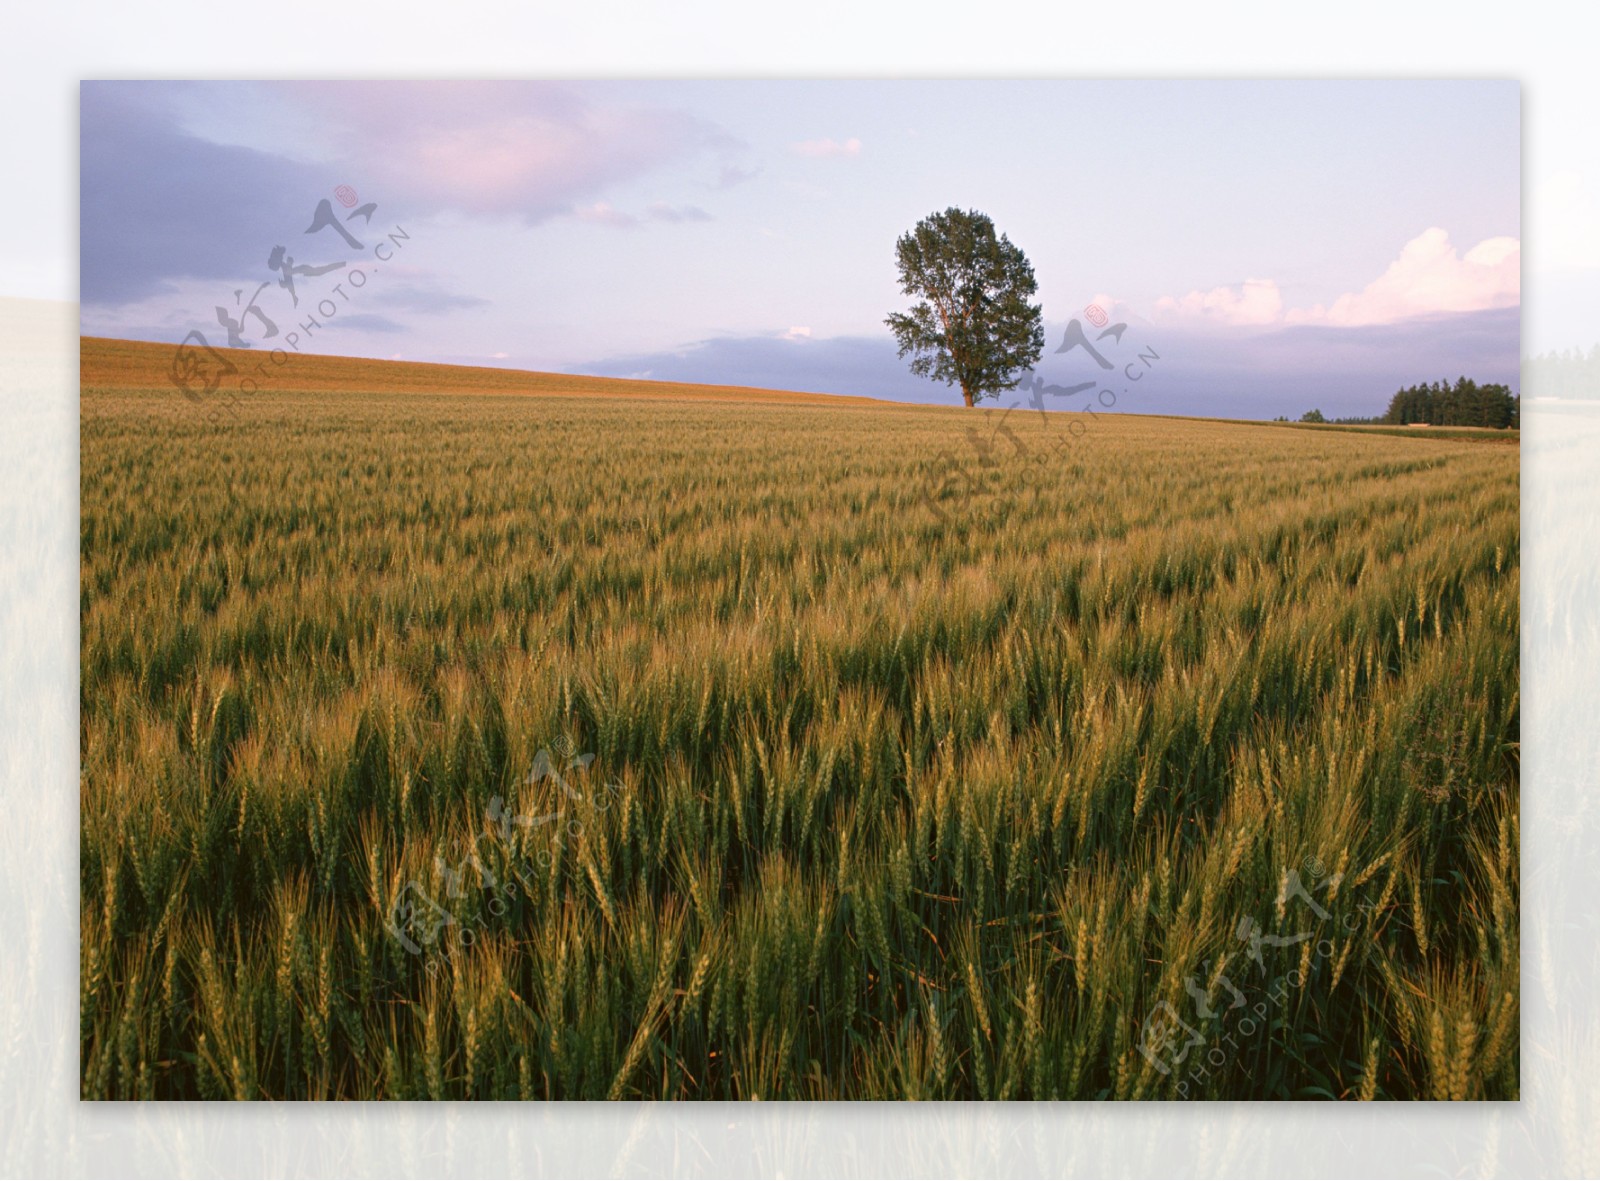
[[884, 207, 1044, 407], [1383, 377, 1518, 428]]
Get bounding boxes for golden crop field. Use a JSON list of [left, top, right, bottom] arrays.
[[80, 336, 1518, 1101]]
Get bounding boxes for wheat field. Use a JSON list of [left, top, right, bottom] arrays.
[[79, 337, 1518, 1100]]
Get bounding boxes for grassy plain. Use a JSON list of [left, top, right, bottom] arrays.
[[80, 337, 1518, 1100]]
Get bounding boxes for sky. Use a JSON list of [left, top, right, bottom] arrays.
[[79, 79, 1522, 419]]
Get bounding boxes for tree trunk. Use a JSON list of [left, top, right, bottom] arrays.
[[962, 385, 974, 407]]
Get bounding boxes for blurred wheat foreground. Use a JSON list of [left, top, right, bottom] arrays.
[[80, 337, 1519, 1100]]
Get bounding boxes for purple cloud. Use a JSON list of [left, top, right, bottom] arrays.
[[577, 307, 1519, 419], [277, 81, 738, 224], [79, 83, 327, 305]]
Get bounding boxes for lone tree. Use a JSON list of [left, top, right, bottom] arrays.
[[885, 207, 1044, 407]]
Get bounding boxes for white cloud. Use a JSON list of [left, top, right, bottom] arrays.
[[781, 326, 812, 341], [790, 136, 862, 158], [572, 201, 637, 228], [1154, 229, 1520, 330], [1156, 277, 1285, 327], [1286, 228, 1519, 326]]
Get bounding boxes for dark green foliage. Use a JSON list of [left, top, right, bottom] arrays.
[[1384, 377, 1518, 429], [884, 207, 1045, 408]]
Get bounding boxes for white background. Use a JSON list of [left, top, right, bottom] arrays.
[[3, 2, 1596, 1176]]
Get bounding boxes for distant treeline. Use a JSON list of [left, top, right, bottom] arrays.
[[1294, 346, 1600, 426], [1376, 377, 1519, 429], [1524, 345, 1600, 399]]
